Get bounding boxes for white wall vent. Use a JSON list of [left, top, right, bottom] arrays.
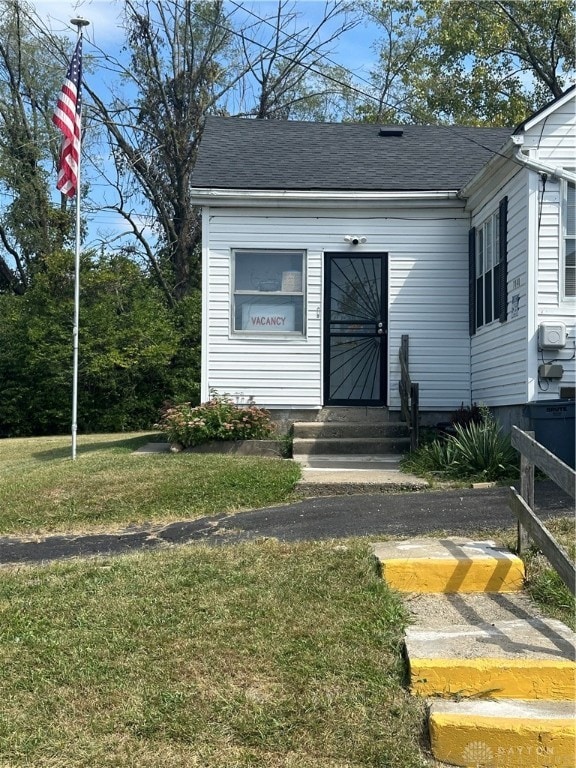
[[538, 322, 566, 350]]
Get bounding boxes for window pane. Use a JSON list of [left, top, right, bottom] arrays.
[[494, 212, 500, 265], [233, 250, 305, 334], [476, 229, 484, 277], [566, 239, 576, 297], [476, 278, 483, 327], [493, 263, 501, 318], [485, 270, 493, 323], [566, 268, 576, 297], [486, 218, 493, 270], [234, 295, 304, 333], [567, 182, 575, 236], [235, 251, 303, 292]]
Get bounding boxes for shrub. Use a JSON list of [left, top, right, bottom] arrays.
[[402, 405, 518, 481], [156, 394, 275, 448], [449, 409, 518, 480]]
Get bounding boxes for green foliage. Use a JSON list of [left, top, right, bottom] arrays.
[[402, 405, 518, 481], [156, 395, 276, 448], [362, 0, 575, 125], [449, 411, 519, 480], [0, 0, 74, 293], [0, 251, 201, 436]]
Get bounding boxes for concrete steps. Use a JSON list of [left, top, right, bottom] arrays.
[[293, 436, 411, 455], [293, 421, 409, 439], [371, 537, 576, 767], [429, 699, 575, 767], [372, 537, 526, 594], [292, 408, 419, 495]]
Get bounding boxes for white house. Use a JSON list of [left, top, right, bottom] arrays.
[[191, 87, 575, 451]]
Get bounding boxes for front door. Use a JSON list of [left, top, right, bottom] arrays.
[[324, 253, 388, 405]]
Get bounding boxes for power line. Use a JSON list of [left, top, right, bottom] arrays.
[[189, 2, 515, 160]]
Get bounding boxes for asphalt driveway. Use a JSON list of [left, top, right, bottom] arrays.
[[0, 480, 572, 565]]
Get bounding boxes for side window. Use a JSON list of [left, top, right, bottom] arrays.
[[564, 181, 575, 299], [232, 250, 305, 335], [475, 209, 500, 328]]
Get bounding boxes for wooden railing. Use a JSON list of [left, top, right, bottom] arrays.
[[398, 334, 419, 452], [509, 426, 576, 596]]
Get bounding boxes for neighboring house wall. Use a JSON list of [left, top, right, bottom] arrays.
[[469, 166, 530, 406], [529, 97, 576, 399], [202, 201, 472, 411], [468, 94, 576, 406]]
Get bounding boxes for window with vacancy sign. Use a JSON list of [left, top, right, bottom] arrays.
[[232, 250, 305, 335]]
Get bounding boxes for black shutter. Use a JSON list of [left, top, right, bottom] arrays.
[[468, 226, 476, 335], [498, 196, 508, 322]]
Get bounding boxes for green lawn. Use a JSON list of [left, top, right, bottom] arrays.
[[0, 433, 301, 535], [0, 540, 431, 768], [0, 435, 573, 767]]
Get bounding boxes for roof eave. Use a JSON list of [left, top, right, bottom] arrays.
[[191, 188, 462, 208], [459, 137, 515, 199]]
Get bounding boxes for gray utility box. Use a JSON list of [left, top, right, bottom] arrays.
[[528, 399, 575, 469]]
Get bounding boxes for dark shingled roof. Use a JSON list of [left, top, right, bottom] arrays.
[[191, 117, 512, 192]]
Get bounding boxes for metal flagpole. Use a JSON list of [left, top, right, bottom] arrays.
[[70, 18, 89, 460]]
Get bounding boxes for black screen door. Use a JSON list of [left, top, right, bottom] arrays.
[[324, 253, 388, 405]]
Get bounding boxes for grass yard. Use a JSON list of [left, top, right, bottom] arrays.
[[0, 433, 301, 535], [0, 540, 431, 768]]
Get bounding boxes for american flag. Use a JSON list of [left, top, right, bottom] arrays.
[[52, 38, 83, 198]]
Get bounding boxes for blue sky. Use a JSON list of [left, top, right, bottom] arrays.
[[29, 1, 381, 249]]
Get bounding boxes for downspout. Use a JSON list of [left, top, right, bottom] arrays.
[[512, 135, 576, 183]]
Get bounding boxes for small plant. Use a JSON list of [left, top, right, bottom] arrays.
[[402, 404, 518, 482], [156, 394, 275, 448], [449, 406, 518, 480]]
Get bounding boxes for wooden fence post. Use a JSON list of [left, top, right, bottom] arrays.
[[518, 430, 535, 554]]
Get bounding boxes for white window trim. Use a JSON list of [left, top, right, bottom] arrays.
[[561, 178, 575, 302], [231, 249, 307, 337]]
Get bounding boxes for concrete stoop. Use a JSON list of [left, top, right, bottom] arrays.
[[371, 538, 576, 767], [291, 409, 425, 495], [295, 463, 429, 496]]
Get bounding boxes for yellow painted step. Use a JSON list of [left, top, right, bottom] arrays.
[[429, 699, 576, 767], [372, 537, 524, 593], [406, 618, 576, 700]]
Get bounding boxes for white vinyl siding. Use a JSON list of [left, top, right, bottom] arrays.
[[469, 92, 576, 404], [470, 169, 529, 405], [532, 99, 576, 397], [203, 203, 471, 410]]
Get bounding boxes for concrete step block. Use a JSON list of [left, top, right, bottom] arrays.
[[292, 421, 409, 439], [294, 454, 402, 469], [292, 437, 410, 455], [406, 618, 576, 700], [429, 699, 576, 767], [315, 407, 392, 423], [371, 537, 525, 594]]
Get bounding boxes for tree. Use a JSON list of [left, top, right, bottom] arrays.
[[0, 250, 198, 436], [84, 0, 357, 303], [235, 0, 358, 120], [363, 0, 576, 125], [83, 0, 245, 304], [0, 0, 74, 294]]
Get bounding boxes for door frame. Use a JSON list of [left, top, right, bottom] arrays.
[[323, 252, 388, 406]]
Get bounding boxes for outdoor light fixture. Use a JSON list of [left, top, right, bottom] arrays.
[[344, 235, 367, 245]]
